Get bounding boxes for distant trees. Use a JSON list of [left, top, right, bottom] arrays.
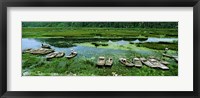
[[22, 22, 178, 28]]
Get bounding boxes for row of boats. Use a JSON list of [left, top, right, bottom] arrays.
[[97, 56, 176, 70], [97, 57, 113, 67], [119, 57, 169, 70], [22, 44, 77, 60]]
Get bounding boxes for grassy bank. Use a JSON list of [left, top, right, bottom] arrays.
[[22, 53, 178, 76], [22, 27, 178, 38]]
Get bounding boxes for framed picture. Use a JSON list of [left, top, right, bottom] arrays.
[[0, 0, 199, 98]]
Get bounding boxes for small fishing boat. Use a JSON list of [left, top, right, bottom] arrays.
[[149, 58, 169, 70], [97, 57, 106, 66], [105, 58, 113, 67], [140, 58, 157, 68], [66, 51, 77, 59], [132, 58, 142, 68], [55, 52, 65, 58], [119, 58, 134, 67], [30, 48, 54, 55], [46, 52, 57, 59], [45, 52, 65, 59], [41, 44, 51, 49]]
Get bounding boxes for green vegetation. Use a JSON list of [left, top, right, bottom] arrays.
[[22, 22, 178, 28], [22, 27, 178, 38], [136, 41, 178, 51]]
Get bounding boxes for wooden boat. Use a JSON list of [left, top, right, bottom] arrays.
[[46, 52, 65, 59], [105, 58, 113, 67], [119, 58, 134, 67], [41, 44, 51, 49], [149, 58, 169, 70], [132, 58, 142, 68], [30, 48, 54, 55], [97, 57, 106, 66], [66, 52, 77, 59], [46, 52, 57, 59], [140, 58, 157, 68], [55, 52, 65, 58]]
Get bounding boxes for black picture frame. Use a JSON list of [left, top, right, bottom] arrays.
[[0, 0, 199, 98]]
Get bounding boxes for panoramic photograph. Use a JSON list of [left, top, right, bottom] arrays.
[[22, 22, 178, 76]]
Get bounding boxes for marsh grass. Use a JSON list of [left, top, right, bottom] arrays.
[[136, 42, 178, 51], [22, 27, 178, 38]]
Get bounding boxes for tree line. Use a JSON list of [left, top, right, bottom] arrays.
[[22, 22, 178, 28]]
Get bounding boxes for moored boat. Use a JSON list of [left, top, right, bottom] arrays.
[[140, 58, 157, 68], [132, 58, 142, 68], [41, 44, 51, 49], [46, 52, 57, 59], [149, 58, 169, 70], [119, 58, 134, 67], [66, 51, 77, 59], [30, 48, 54, 55], [97, 57, 106, 66], [55, 52, 65, 58], [105, 58, 113, 67]]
